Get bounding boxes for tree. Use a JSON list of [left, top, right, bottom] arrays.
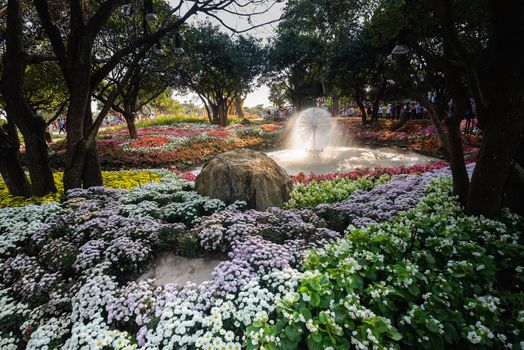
[[265, 29, 324, 109], [268, 0, 378, 113], [96, 55, 171, 139], [329, 27, 389, 124], [169, 24, 264, 126], [0, 121, 31, 197], [149, 90, 183, 115], [29, 0, 281, 191], [370, 0, 524, 216], [1, 0, 57, 196]]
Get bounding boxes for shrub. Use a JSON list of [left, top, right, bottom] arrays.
[[286, 175, 390, 209]]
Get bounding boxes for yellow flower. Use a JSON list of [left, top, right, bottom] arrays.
[[0, 171, 160, 208]]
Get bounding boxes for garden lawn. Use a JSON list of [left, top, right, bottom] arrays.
[[0, 165, 522, 350]]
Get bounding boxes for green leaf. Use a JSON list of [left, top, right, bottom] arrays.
[[309, 293, 321, 307], [285, 325, 300, 341], [389, 330, 403, 341], [300, 308, 312, 320]]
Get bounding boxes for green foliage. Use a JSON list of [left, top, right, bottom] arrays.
[[286, 175, 391, 209], [148, 90, 183, 115], [23, 62, 68, 114], [168, 23, 265, 124], [247, 176, 524, 349]]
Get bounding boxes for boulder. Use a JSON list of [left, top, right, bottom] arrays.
[[196, 149, 292, 210]]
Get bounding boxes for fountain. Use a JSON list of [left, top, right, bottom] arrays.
[[266, 107, 436, 175], [295, 108, 334, 155], [189, 107, 437, 177]]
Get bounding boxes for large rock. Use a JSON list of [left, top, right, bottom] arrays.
[[196, 149, 292, 210]]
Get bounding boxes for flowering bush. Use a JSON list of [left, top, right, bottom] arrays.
[[245, 176, 524, 350], [2, 162, 521, 350], [314, 165, 476, 231], [286, 175, 390, 208], [195, 208, 338, 253], [129, 135, 172, 148]]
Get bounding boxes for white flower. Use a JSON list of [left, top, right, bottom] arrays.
[[467, 331, 481, 344]]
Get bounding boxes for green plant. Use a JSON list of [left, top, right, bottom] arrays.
[[285, 175, 391, 208], [247, 177, 524, 350]]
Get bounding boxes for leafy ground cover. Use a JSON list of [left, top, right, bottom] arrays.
[[2, 163, 521, 349], [49, 123, 284, 170], [247, 176, 524, 350], [285, 175, 391, 209], [0, 171, 161, 208], [337, 118, 480, 158]]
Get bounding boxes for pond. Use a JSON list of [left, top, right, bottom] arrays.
[[190, 145, 436, 176], [266, 145, 436, 175]]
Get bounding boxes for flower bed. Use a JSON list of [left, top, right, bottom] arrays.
[[1, 166, 522, 349], [285, 175, 391, 209], [247, 177, 524, 350], [291, 160, 453, 184], [337, 117, 480, 157], [50, 123, 285, 170], [0, 171, 161, 208]]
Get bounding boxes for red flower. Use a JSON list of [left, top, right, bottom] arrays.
[[129, 135, 171, 149]]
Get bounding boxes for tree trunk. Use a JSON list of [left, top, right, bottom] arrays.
[[445, 119, 469, 205], [466, 113, 523, 216], [465, 0, 524, 216], [355, 98, 367, 125], [24, 123, 57, 196], [332, 94, 339, 116], [82, 96, 103, 188], [370, 81, 386, 123], [83, 147, 103, 188], [123, 112, 138, 139], [218, 99, 228, 126], [0, 123, 31, 197], [234, 95, 245, 120], [63, 67, 91, 191], [2, 0, 56, 196], [441, 62, 470, 205]]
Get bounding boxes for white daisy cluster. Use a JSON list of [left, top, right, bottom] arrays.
[[0, 202, 60, 255], [26, 316, 70, 349]]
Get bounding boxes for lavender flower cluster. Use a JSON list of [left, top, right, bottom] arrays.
[[316, 165, 474, 231], [0, 167, 472, 349], [196, 207, 339, 253]]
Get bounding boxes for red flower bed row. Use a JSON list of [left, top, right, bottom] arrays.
[[129, 135, 171, 148], [291, 159, 477, 184]]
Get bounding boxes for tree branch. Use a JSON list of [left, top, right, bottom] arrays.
[[33, 0, 68, 71]]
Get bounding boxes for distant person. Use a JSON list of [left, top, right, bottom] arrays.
[[377, 105, 384, 117], [58, 118, 66, 134], [348, 106, 355, 117], [395, 102, 402, 119], [415, 102, 423, 119], [386, 103, 393, 118]]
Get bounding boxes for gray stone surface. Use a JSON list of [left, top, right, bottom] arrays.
[[195, 149, 293, 210], [138, 252, 222, 286]]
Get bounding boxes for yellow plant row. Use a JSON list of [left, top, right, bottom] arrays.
[[0, 171, 160, 208]]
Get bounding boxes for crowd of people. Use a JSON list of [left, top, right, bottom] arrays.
[[340, 101, 430, 120]]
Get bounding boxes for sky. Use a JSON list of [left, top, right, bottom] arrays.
[[171, 0, 286, 108]]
